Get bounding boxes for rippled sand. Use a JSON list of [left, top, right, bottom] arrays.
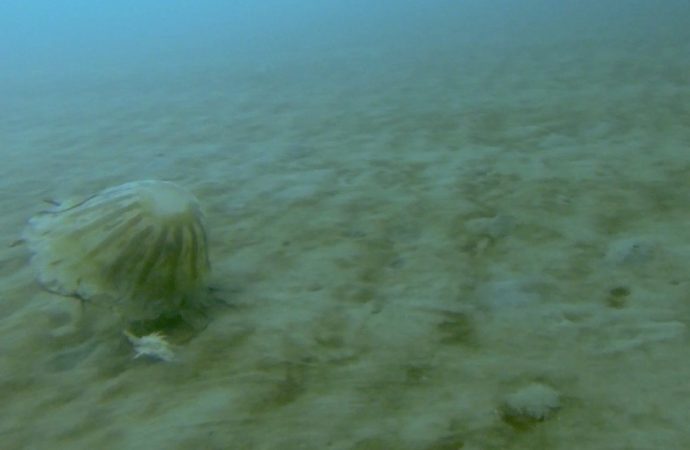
[[1, 36, 689, 449]]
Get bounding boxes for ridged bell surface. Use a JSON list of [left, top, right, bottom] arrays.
[[23, 180, 210, 319]]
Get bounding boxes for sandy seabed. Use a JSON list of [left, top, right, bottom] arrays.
[[1, 40, 690, 450]]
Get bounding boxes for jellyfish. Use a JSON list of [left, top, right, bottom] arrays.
[[23, 180, 211, 322]]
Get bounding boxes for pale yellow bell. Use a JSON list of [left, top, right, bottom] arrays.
[[23, 180, 211, 320]]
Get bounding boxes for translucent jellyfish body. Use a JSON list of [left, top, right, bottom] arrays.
[[23, 180, 210, 320]]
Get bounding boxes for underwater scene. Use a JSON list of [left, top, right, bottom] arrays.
[[1, 1, 689, 449]]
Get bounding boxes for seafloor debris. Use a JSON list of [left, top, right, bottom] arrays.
[[499, 383, 561, 428], [123, 330, 176, 362]]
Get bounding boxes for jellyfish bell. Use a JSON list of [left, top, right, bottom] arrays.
[[23, 180, 211, 322]]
